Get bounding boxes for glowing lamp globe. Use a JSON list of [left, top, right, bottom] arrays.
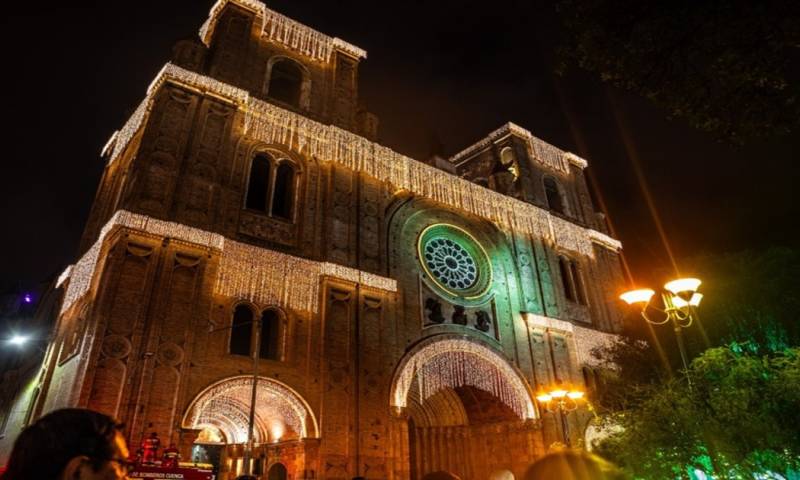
[[664, 278, 701, 296], [672, 292, 703, 309], [536, 394, 552, 403], [620, 289, 655, 305], [567, 391, 585, 400]]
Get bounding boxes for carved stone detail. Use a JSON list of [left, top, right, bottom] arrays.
[[102, 335, 132, 359], [156, 342, 185, 366]]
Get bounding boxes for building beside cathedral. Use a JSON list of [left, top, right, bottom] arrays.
[[0, 1, 627, 478]]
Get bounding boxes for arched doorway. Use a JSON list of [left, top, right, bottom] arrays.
[[182, 376, 318, 479], [392, 336, 541, 480], [268, 462, 288, 480]]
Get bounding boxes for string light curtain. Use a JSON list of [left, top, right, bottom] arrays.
[[199, 0, 366, 62], [185, 376, 314, 443], [104, 64, 620, 261], [392, 338, 537, 420], [58, 210, 396, 314]]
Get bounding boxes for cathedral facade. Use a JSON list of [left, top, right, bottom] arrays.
[[7, 1, 626, 478]]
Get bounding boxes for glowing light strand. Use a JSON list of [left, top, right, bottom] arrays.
[[199, 0, 366, 62], [524, 313, 619, 367], [449, 122, 588, 173], [101, 64, 621, 258], [58, 210, 396, 315], [186, 377, 310, 443], [392, 338, 536, 420]]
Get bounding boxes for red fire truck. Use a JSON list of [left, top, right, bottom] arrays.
[[129, 462, 215, 480]]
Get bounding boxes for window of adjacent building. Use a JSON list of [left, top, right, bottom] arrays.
[[259, 309, 281, 360], [245, 154, 297, 221], [271, 162, 295, 220], [267, 59, 303, 108], [230, 305, 253, 356], [544, 176, 566, 215], [558, 255, 588, 305]]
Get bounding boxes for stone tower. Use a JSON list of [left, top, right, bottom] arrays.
[[11, 1, 626, 478]]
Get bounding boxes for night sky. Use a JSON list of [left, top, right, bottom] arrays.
[[1, 1, 798, 292]]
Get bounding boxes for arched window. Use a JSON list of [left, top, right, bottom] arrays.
[[570, 261, 587, 305], [230, 305, 253, 356], [246, 154, 271, 212], [271, 162, 295, 220], [267, 60, 303, 108], [558, 256, 588, 305], [544, 176, 566, 215], [259, 309, 281, 360], [558, 256, 575, 302]]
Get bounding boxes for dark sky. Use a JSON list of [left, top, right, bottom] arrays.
[[1, 1, 798, 292]]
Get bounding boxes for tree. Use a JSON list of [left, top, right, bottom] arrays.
[[593, 346, 800, 479], [683, 247, 800, 355], [556, 0, 800, 143]]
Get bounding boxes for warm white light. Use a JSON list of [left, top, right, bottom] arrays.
[[8, 335, 29, 346], [536, 394, 552, 403], [671, 295, 689, 308], [664, 278, 701, 295], [567, 391, 585, 400], [620, 289, 655, 305], [689, 293, 703, 307], [550, 389, 567, 399]]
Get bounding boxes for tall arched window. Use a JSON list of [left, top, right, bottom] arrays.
[[246, 154, 271, 212], [230, 305, 253, 356], [259, 309, 281, 360], [271, 162, 295, 220], [544, 176, 566, 215], [570, 261, 587, 305], [558, 256, 576, 302], [267, 60, 303, 108], [558, 255, 588, 306]]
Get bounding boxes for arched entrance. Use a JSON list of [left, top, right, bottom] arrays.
[[182, 376, 318, 479], [391, 336, 541, 480]]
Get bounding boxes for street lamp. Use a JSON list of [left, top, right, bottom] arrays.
[[620, 278, 703, 374], [536, 385, 585, 447]]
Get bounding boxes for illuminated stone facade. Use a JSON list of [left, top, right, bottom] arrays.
[[10, 1, 626, 478]]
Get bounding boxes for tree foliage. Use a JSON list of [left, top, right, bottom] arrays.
[[593, 346, 800, 479], [685, 247, 800, 355], [557, 0, 800, 143]]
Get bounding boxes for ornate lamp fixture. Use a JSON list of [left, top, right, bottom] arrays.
[[536, 385, 586, 447], [620, 278, 704, 373]]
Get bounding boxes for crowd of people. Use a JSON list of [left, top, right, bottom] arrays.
[[1, 409, 625, 479]]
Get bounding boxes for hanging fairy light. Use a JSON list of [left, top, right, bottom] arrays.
[[199, 0, 366, 62], [391, 338, 536, 420], [185, 376, 314, 444], [57, 210, 396, 314], [102, 63, 621, 261], [523, 313, 620, 367]]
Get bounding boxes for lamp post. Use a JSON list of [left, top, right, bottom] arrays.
[[536, 386, 585, 447], [620, 278, 704, 374]]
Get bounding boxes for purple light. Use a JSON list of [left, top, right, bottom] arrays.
[[23, 294, 32, 304]]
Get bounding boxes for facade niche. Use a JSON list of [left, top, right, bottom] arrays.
[[244, 153, 297, 221], [544, 176, 567, 215]]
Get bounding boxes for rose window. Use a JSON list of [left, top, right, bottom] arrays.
[[423, 238, 478, 290]]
